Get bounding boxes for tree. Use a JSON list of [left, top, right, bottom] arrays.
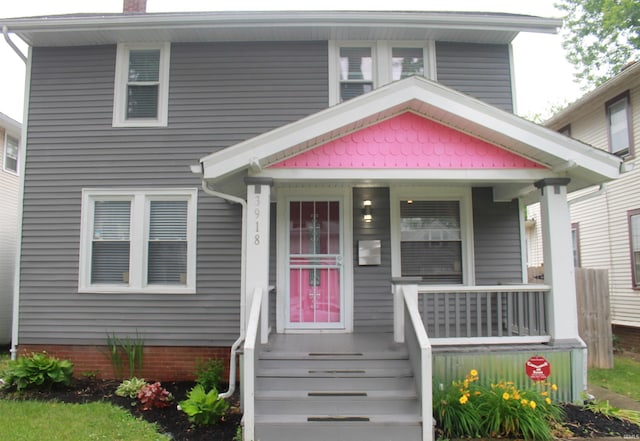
[[556, 0, 640, 89]]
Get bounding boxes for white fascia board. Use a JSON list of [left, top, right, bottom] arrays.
[[0, 11, 560, 35]]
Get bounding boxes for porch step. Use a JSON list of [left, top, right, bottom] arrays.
[[253, 334, 421, 441]]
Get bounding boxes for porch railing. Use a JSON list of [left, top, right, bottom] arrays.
[[394, 281, 551, 346], [243, 286, 266, 441], [397, 284, 433, 441]]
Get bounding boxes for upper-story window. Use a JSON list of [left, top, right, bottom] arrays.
[[329, 41, 435, 105], [3, 134, 19, 174], [113, 43, 171, 127], [606, 92, 633, 157]]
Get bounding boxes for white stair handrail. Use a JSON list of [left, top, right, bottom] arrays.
[[243, 286, 265, 441]]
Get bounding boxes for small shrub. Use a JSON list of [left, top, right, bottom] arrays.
[[2, 352, 73, 391], [137, 382, 173, 411], [179, 384, 229, 426], [115, 377, 148, 399], [194, 358, 224, 391]]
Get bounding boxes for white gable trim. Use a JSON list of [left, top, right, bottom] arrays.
[[200, 76, 620, 192]]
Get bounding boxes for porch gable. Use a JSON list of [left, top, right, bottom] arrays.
[[270, 112, 546, 170]]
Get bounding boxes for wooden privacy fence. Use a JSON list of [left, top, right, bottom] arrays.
[[575, 268, 613, 369]]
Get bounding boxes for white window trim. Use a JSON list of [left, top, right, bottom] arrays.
[[113, 42, 171, 128], [328, 40, 435, 106], [3, 133, 19, 175], [390, 186, 475, 285], [79, 188, 197, 294]]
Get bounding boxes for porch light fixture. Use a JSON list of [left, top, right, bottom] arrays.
[[363, 199, 373, 223]]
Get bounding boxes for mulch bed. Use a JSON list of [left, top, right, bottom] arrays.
[[2, 378, 640, 440]]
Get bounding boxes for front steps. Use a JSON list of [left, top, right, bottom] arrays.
[[253, 333, 422, 441]]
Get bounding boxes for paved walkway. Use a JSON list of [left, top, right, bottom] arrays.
[[587, 384, 640, 412]]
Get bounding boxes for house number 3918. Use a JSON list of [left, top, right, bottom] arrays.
[[254, 194, 261, 245]]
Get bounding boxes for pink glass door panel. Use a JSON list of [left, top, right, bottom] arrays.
[[288, 201, 341, 325]]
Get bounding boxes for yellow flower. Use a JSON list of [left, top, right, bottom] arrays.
[[530, 400, 537, 409], [541, 391, 549, 397], [470, 369, 478, 377], [459, 395, 469, 404], [502, 392, 510, 400], [545, 397, 552, 405], [551, 384, 558, 391], [521, 399, 529, 406], [513, 392, 521, 400]]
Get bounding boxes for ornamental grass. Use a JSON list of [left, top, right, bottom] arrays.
[[433, 369, 563, 441]]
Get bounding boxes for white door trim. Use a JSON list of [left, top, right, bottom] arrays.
[[276, 186, 354, 333]]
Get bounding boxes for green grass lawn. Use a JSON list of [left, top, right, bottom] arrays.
[[0, 400, 170, 441], [588, 354, 640, 402]]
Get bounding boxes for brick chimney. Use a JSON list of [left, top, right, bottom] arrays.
[[123, 0, 147, 14]]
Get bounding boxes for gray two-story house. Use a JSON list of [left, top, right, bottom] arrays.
[[1, 4, 621, 441]]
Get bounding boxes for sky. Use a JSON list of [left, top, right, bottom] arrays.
[[0, 0, 583, 124]]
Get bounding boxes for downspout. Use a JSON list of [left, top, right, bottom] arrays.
[[4, 26, 28, 360], [2, 27, 27, 63], [200, 179, 247, 400]]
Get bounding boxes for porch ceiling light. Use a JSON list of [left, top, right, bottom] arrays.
[[363, 199, 373, 223]]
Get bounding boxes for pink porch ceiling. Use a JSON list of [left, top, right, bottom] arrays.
[[270, 112, 546, 169]]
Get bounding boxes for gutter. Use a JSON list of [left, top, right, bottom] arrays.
[[198, 177, 247, 400]]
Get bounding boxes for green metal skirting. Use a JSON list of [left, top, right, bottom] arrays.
[[431, 342, 586, 403]]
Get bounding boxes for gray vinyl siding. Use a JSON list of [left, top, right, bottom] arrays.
[[472, 187, 523, 284], [435, 42, 514, 112], [352, 187, 393, 333], [20, 42, 328, 346]]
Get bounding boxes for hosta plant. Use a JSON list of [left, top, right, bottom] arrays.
[[2, 352, 73, 391], [115, 377, 148, 399], [137, 382, 174, 411], [179, 384, 229, 426]]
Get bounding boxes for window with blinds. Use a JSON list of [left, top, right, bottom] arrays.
[[92, 201, 131, 284], [80, 189, 196, 293], [113, 43, 170, 127], [400, 200, 462, 284], [4, 135, 19, 173], [148, 200, 188, 285]]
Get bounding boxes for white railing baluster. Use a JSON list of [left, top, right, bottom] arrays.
[[411, 284, 550, 345]]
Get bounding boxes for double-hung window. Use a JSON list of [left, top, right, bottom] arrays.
[[3, 135, 19, 174], [330, 41, 434, 105], [113, 43, 170, 127], [80, 189, 197, 293], [629, 209, 640, 289], [391, 188, 474, 285], [606, 92, 633, 157]]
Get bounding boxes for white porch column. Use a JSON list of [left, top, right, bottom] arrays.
[[244, 177, 273, 337], [535, 178, 579, 341]]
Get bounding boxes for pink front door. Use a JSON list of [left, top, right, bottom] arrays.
[[288, 200, 343, 327]]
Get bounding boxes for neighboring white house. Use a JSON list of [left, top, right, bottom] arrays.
[[0, 112, 21, 346], [540, 62, 640, 350]]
